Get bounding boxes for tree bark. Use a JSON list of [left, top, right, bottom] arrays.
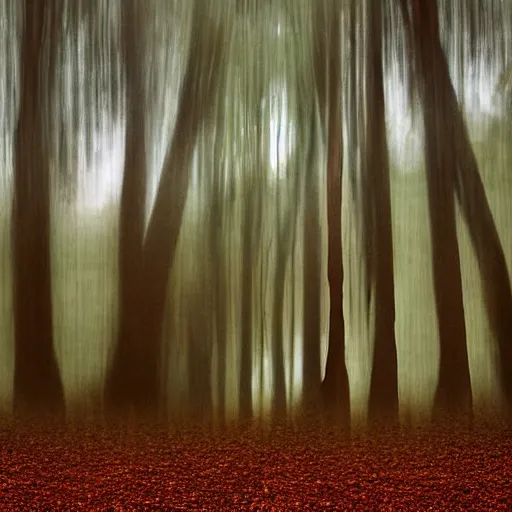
[[12, 0, 65, 418], [315, 0, 350, 429], [365, 0, 399, 425], [302, 113, 322, 414], [106, 4, 225, 416], [105, 0, 149, 414], [402, 0, 473, 417], [443, 37, 512, 417], [239, 194, 255, 420]]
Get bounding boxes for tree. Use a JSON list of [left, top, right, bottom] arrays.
[[312, 0, 351, 428], [104, 0, 149, 415], [12, 0, 65, 417], [106, 1, 227, 416], [301, 108, 322, 414], [270, 115, 304, 421], [399, 0, 472, 417], [404, 0, 512, 416], [364, 0, 399, 424]]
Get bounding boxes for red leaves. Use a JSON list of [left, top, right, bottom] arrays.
[[0, 419, 510, 510]]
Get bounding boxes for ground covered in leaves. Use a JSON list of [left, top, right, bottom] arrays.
[[0, 415, 510, 510]]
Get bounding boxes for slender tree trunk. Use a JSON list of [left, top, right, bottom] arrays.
[[402, 0, 472, 417], [365, 0, 399, 424], [271, 254, 288, 419], [314, 1, 350, 428], [215, 261, 228, 424], [302, 113, 322, 413], [239, 197, 254, 420], [211, 193, 228, 425], [12, 0, 65, 418], [105, 0, 148, 414]]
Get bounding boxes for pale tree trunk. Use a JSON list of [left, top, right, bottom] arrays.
[[400, 0, 472, 417], [13, 0, 65, 418], [210, 111, 228, 426], [271, 161, 302, 421], [239, 97, 265, 422], [313, 0, 350, 429], [271, 230, 289, 420], [239, 189, 256, 420], [365, 0, 399, 425]]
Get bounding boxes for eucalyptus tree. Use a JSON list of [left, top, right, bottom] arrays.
[[12, 0, 65, 416], [363, 0, 398, 424]]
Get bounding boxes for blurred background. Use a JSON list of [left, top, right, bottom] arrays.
[[0, 0, 511, 427]]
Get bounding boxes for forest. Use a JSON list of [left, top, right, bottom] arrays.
[[0, 0, 511, 431]]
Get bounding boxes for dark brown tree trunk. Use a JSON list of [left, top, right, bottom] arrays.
[[402, 0, 472, 417], [365, 0, 399, 425], [437, 34, 512, 416], [105, 0, 149, 415], [12, 0, 65, 418], [106, 5, 225, 416], [316, 1, 350, 429], [302, 113, 322, 414]]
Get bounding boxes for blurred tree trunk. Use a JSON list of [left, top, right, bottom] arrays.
[[400, 0, 472, 417], [107, 2, 225, 416], [12, 0, 65, 417], [302, 111, 322, 414], [364, 0, 399, 425], [441, 15, 512, 415], [105, 0, 148, 414], [313, 0, 350, 428], [187, 289, 213, 421], [271, 157, 302, 421], [239, 174, 259, 421], [210, 106, 228, 426], [271, 196, 290, 420]]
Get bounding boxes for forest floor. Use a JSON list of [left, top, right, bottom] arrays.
[[0, 415, 510, 510]]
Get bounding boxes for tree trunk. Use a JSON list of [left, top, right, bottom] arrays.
[[239, 198, 254, 420], [106, 4, 225, 416], [403, 0, 472, 417], [187, 297, 213, 421], [12, 0, 65, 418], [105, 0, 149, 414], [271, 255, 288, 419], [365, 0, 399, 425], [437, 30, 512, 416], [316, 1, 350, 429], [302, 113, 322, 413]]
